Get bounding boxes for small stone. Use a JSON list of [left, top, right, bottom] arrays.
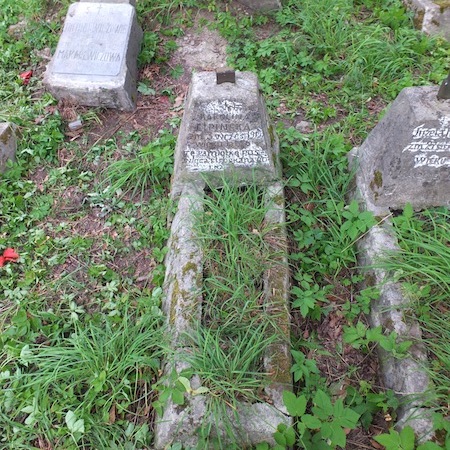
[[0, 123, 17, 173], [295, 120, 311, 133], [236, 0, 281, 11], [68, 119, 83, 131]]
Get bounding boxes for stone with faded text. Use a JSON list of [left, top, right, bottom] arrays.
[[172, 71, 280, 194], [44, 2, 142, 110], [353, 86, 450, 211]]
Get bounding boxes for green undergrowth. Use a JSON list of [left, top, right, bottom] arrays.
[[182, 181, 284, 445]]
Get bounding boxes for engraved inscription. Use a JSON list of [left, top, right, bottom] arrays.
[[402, 117, 450, 168], [56, 49, 121, 63], [184, 99, 270, 173], [64, 23, 128, 34]]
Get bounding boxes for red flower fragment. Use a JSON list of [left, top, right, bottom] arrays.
[[0, 248, 19, 267], [19, 70, 33, 85]]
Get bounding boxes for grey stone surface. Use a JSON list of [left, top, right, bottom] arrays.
[[404, 0, 450, 41], [357, 224, 434, 440], [172, 71, 281, 196], [0, 122, 17, 173], [80, 0, 136, 5], [354, 86, 450, 213], [237, 0, 282, 11], [44, 2, 142, 110], [156, 181, 291, 448]]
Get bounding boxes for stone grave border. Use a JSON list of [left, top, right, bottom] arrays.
[[0, 122, 17, 174], [154, 179, 291, 448]]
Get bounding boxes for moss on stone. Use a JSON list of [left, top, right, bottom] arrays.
[[413, 9, 425, 29], [434, 0, 450, 13], [0, 125, 12, 146], [182, 261, 198, 277]]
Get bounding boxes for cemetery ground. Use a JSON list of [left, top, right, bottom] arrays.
[[1, 0, 450, 448]]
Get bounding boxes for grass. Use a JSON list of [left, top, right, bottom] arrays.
[[0, 0, 450, 447]]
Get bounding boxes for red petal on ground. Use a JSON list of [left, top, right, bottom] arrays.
[[3, 248, 19, 261], [0, 257, 4, 267], [19, 70, 33, 84]]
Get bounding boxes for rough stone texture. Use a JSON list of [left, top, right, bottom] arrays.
[[0, 122, 17, 173], [171, 71, 281, 196], [404, 0, 450, 41], [44, 2, 142, 110], [80, 0, 136, 5], [357, 225, 434, 440], [237, 0, 282, 11], [156, 181, 291, 448], [353, 86, 450, 213]]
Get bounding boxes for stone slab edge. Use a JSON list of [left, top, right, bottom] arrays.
[[349, 154, 434, 440], [80, 0, 136, 5], [155, 182, 291, 448], [403, 0, 450, 41], [236, 0, 282, 11], [0, 122, 17, 173]]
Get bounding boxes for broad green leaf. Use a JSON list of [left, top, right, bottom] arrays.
[[283, 391, 306, 417], [399, 426, 415, 450], [65, 410, 85, 434], [301, 414, 322, 429], [313, 390, 333, 418], [172, 389, 185, 405]]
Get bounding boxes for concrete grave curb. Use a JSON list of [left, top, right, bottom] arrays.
[[155, 181, 291, 448], [0, 122, 17, 173]]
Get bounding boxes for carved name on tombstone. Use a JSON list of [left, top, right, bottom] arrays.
[[355, 86, 450, 211], [44, 2, 142, 110], [172, 71, 280, 194]]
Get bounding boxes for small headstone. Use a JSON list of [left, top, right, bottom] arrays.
[[354, 86, 450, 211], [172, 71, 280, 195], [404, 0, 450, 41], [44, 2, 142, 110], [236, 0, 282, 11], [80, 0, 136, 4], [0, 123, 17, 173]]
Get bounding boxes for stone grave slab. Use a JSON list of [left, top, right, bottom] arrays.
[[404, 0, 450, 41], [0, 123, 17, 173], [80, 0, 136, 5], [44, 2, 142, 110], [237, 0, 282, 11], [172, 71, 280, 195], [354, 85, 450, 212]]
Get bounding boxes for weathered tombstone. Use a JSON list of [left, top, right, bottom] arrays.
[[404, 0, 450, 41], [172, 70, 281, 196], [354, 85, 450, 213], [44, 2, 142, 110], [350, 85, 450, 440], [0, 123, 17, 173], [80, 0, 136, 4], [155, 70, 291, 448], [237, 0, 282, 11]]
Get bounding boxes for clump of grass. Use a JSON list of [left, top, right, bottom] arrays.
[[182, 180, 285, 440], [105, 128, 175, 197], [0, 308, 166, 448]]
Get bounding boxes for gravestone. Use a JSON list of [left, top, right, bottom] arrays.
[[0, 123, 17, 173], [80, 0, 136, 4], [172, 70, 280, 196], [354, 85, 450, 212], [237, 0, 282, 10], [155, 70, 291, 448], [44, 2, 142, 110], [404, 0, 450, 41]]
